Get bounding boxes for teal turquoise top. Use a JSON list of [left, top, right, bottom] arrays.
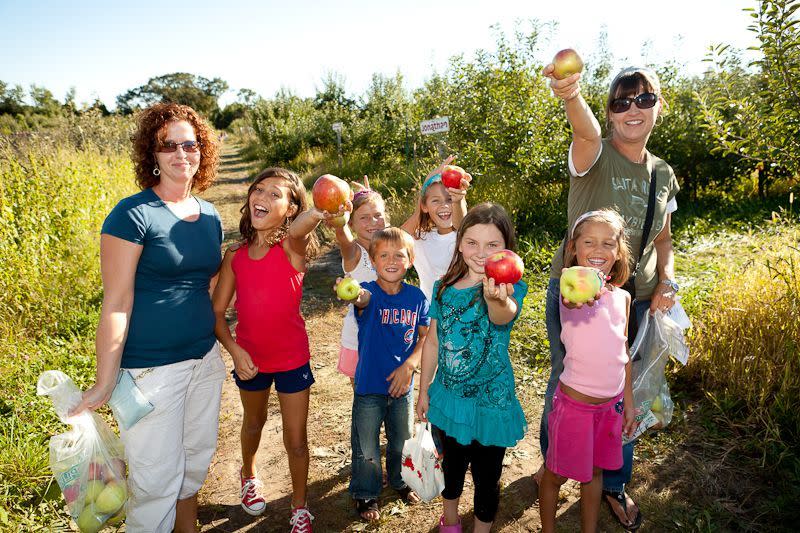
[[427, 279, 528, 447]]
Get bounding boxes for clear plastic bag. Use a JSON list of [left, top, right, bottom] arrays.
[[37, 370, 128, 532], [400, 422, 445, 502], [623, 310, 689, 444]]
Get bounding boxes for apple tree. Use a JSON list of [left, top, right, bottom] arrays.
[[697, 0, 800, 197]]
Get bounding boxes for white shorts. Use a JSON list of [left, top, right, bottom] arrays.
[[118, 344, 226, 533]]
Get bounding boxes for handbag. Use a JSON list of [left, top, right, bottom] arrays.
[[108, 370, 154, 430]]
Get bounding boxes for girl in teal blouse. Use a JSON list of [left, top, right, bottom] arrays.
[[417, 202, 527, 533]]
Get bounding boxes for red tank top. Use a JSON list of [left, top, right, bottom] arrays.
[[232, 242, 310, 372]]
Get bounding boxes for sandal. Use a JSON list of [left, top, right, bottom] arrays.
[[396, 486, 420, 505], [355, 498, 380, 522], [603, 489, 643, 531]]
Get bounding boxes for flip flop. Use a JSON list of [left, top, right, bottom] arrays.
[[395, 486, 420, 505], [603, 489, 643, 531], [355, 498, 380, 522]]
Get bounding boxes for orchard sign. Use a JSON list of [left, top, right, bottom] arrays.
[[420, 117, 450, 135]]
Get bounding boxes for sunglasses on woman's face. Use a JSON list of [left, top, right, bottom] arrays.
[[158, 140, 200, 153], [609, 92, 658, 114]]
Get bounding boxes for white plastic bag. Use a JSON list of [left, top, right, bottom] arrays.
[[400, 422, 445, 502], [623, 310, 689, 444], [37, 370, 128, 532]]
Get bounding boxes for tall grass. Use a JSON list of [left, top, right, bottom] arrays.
[[0, 117, 134, 527], [684, 224, 800, 522]]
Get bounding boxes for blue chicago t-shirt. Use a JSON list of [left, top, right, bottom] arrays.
[[354, 281, 430, 395], [101, 188, 223, 368]]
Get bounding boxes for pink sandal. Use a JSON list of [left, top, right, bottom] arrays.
[[438, 515, 462, 533]]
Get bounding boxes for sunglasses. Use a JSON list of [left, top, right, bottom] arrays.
[[158, 140, 200, 153], [609, 92, 658, 113]]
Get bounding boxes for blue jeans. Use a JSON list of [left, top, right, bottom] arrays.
[[540, 278, 650, 492], [349, 391, 413, 500]]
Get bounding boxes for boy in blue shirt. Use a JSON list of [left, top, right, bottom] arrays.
[[336, 227, 430, 522]]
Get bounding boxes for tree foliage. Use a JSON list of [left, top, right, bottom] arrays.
[[697, 0, 800, 196], [115, 72, 229, 117]]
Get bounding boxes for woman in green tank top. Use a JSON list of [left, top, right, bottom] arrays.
[[536, 64, 681, 532]]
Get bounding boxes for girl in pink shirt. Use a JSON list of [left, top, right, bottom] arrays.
[[212, 167, 343, 532], [539, 209, 638, 533]]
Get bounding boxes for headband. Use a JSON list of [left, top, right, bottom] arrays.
[[570, 210, 605, 239], [352, 189, 377, 203], [420, 173, 442, 196]]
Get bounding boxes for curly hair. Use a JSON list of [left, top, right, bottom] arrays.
[[130, 103, 219, 192]]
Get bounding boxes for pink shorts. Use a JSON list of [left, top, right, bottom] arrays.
[[337, 346, 358, 378], [546, 382, 624, 483]]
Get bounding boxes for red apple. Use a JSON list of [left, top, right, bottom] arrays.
[[62, 483, 81, 505], [484, 249, 524, 285], [312, 174, 352, 214], [104, 458, 126, 481], [552, 48, 584, 80], [440, 165, 466, 189], [87, 461, 103, 481]]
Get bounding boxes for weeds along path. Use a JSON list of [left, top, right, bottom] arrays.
[[195, 143, 548, 532]]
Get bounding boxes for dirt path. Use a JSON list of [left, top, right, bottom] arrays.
[[195, 144, 588, 532]]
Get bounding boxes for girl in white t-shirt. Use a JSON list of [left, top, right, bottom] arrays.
[[331, 177, 388, 382], [401, 157, 470, 302]]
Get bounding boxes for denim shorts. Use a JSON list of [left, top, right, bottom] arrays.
[[233, 360, 315, 393]]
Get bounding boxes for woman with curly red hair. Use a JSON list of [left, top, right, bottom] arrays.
[[71, 103, 226, 532]]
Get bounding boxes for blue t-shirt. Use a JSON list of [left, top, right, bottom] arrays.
[[354, 281, 431, 395], [426, 279, 528, 447], [101, 188, 223, 368]]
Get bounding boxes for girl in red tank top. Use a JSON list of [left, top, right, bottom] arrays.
[[212, 167, 348, 531]]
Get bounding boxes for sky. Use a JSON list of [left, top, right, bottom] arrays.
[[0, 0, 758, 110]]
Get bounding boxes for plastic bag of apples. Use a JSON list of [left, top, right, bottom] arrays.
[[622, 310, 688, 444], [37, 370, 128, 533]]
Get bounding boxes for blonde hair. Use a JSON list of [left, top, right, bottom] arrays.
[[368, 227, 415, 264], [564, 208, 631, 286]]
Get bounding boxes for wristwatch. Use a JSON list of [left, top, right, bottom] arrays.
[[661, 279, 679, 292]]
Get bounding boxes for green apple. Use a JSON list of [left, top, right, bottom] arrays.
[[552, 48, 584, 80], [85, 480, 105, 502], [560, 266, 603, 304], [650, 395, 664, 413], [76, 506, 105, 533], [335, 277, 361, 301], [329, 211, 350, 227], [94, 480, 127, 515]]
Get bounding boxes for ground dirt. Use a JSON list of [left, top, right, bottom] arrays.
[[193, 144, 660, 532]]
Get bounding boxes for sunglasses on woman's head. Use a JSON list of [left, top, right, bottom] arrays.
[[609, 92, 658, 113], [158, 140, 200, 153]]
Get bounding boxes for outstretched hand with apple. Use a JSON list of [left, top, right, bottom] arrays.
[[482, 276, 516, 303], [560, 266, 604, 308], [542, 48, 584, 102], [333, 277, 370, 307]]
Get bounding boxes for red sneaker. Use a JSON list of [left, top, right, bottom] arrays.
[[239, 469, 266, 516], [290, 506, 314, 533]]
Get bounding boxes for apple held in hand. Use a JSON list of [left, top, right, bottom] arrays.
[[329, 211, 350, 227], [440, 165, 467, 189], [552, 48, 584, 80], [485, 249, 524, 285], [560, 266, 602, 304], [94, 480, 127, 515], [312, 174, 352, 214], [336, 277, 361, 301]]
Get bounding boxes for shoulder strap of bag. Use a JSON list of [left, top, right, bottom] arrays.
[[637, 166, 658, 262]]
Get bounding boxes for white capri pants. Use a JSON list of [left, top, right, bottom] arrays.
[[118, 343, 226, 532]]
